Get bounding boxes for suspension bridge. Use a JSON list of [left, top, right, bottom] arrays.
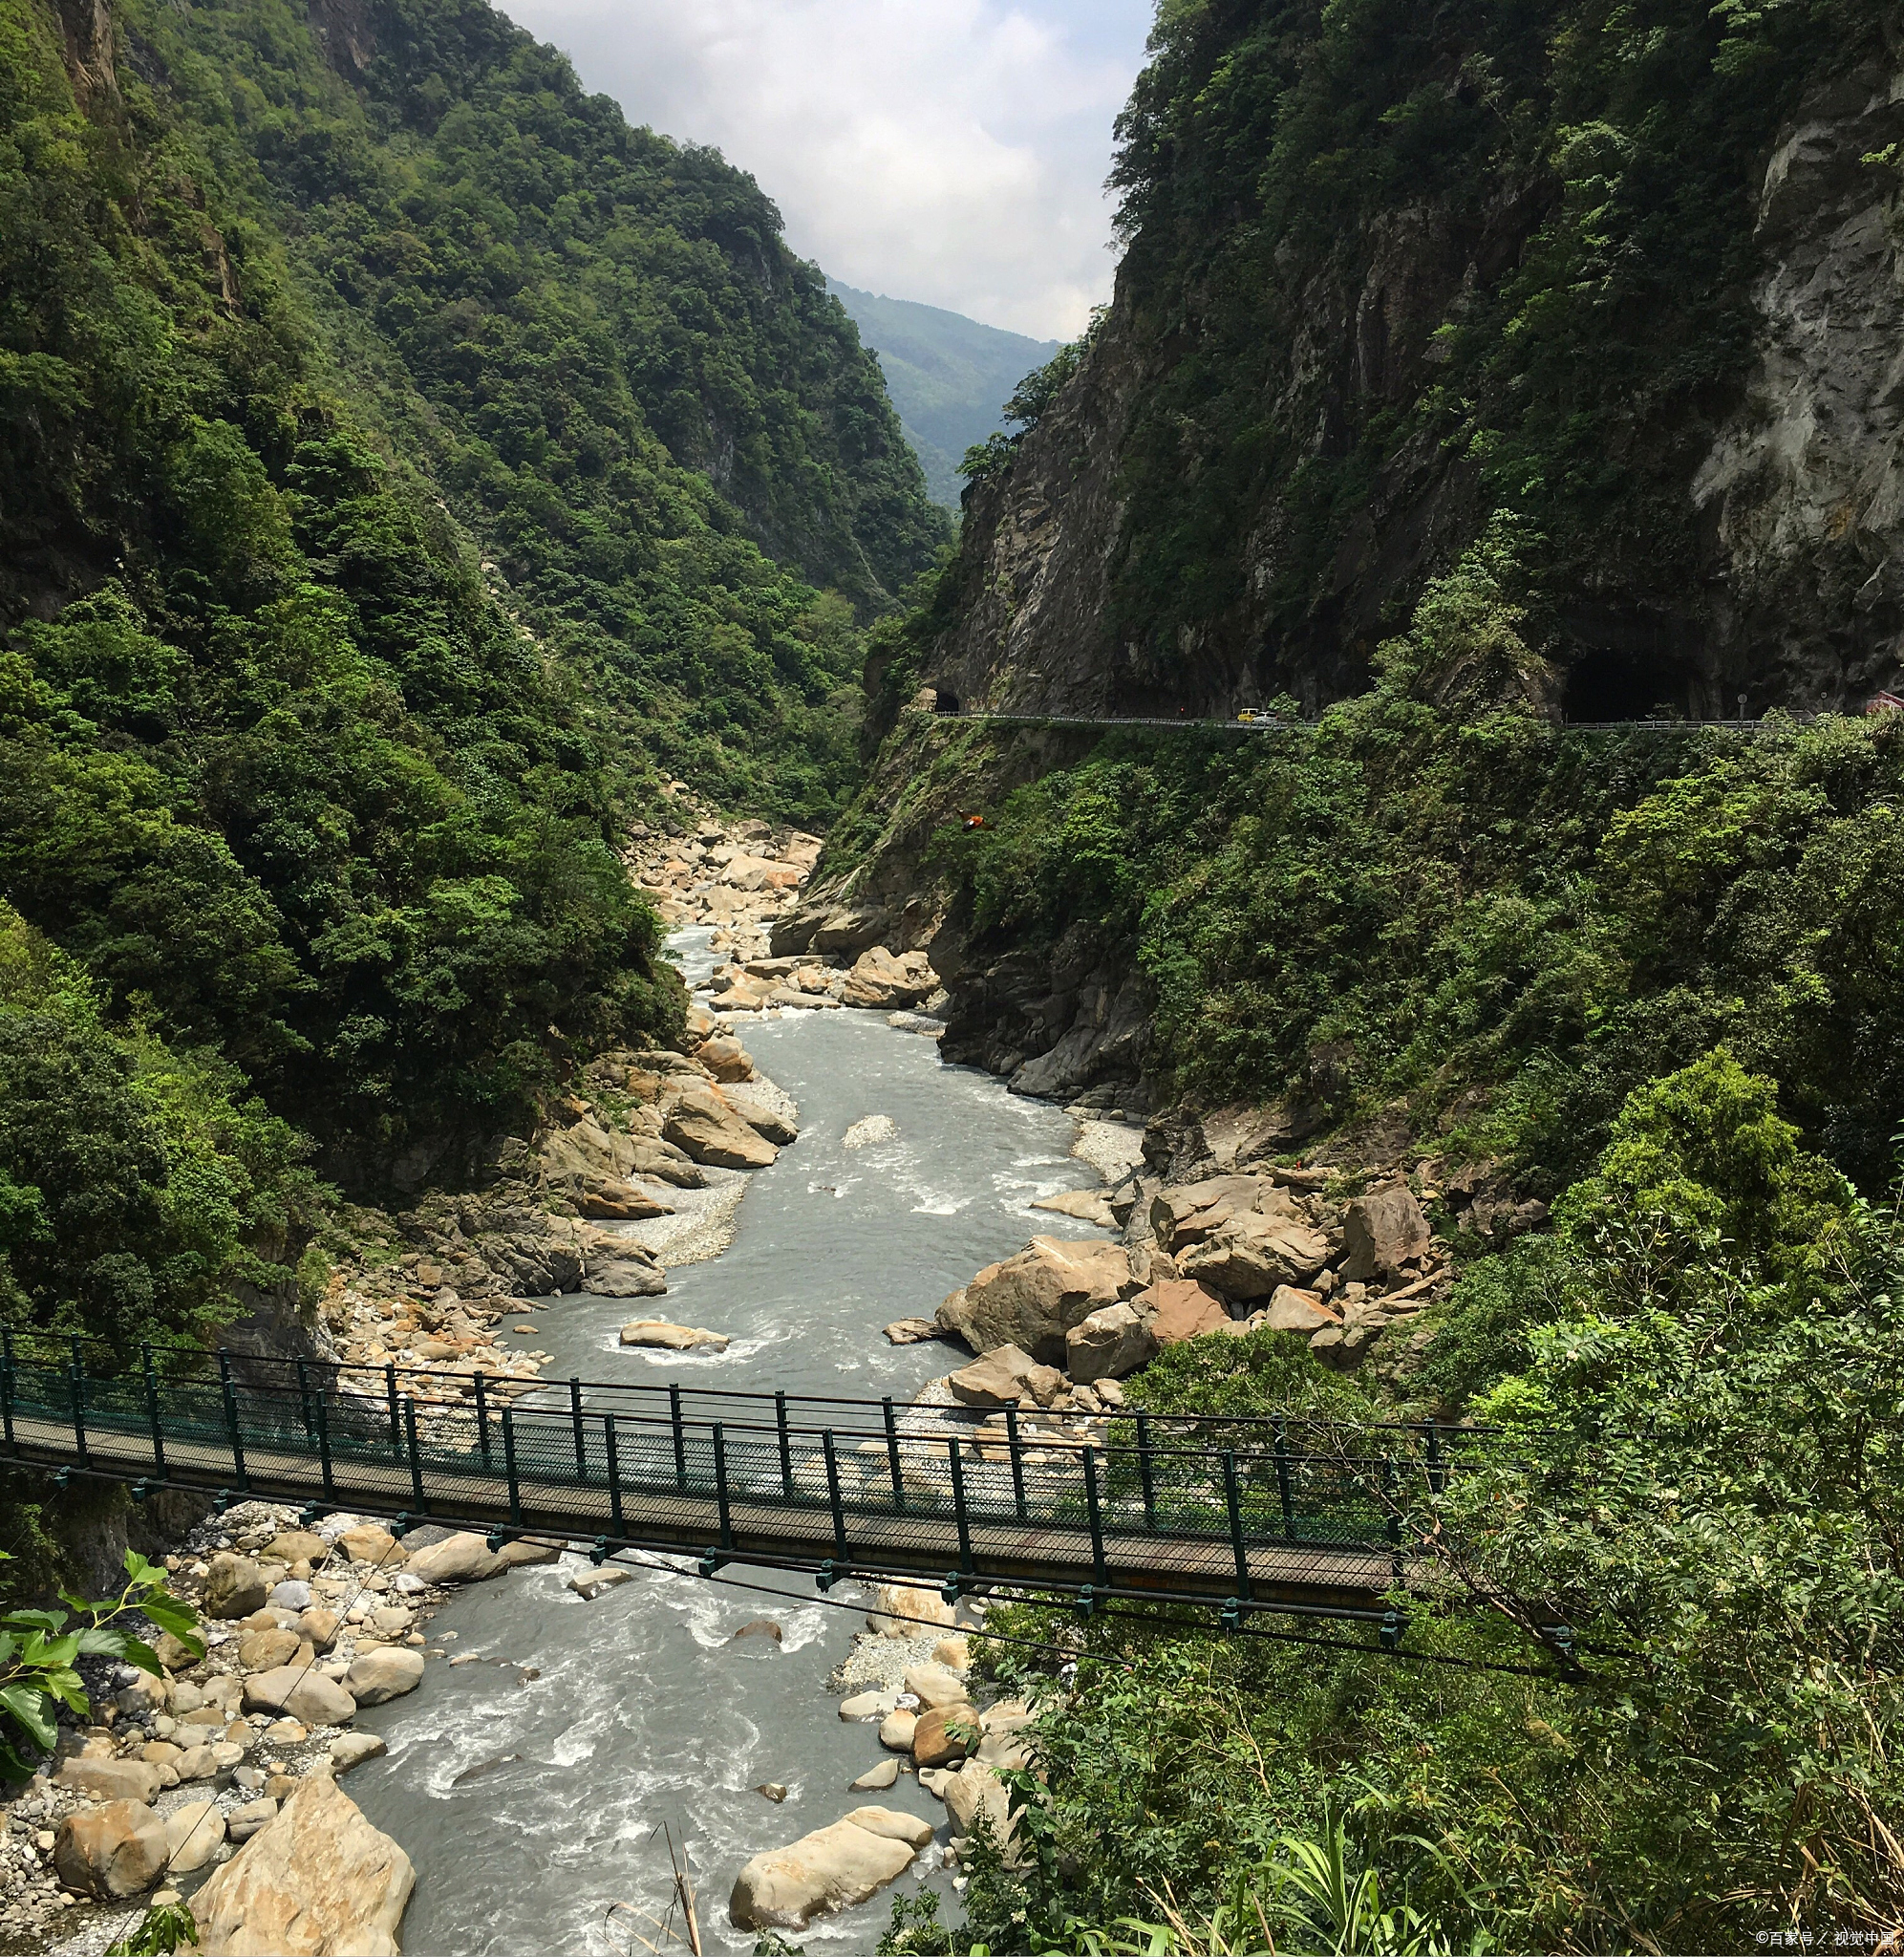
[[2, 1333, 1487, 1630]]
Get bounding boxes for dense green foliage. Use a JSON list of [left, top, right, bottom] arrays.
[[1085, 0, 1892, 676], [828, 280, 1059, 508], [888, 524, 1904, 1194], [126, 0, 946, 815], [925, 1054, 1903, 1952], [0, 902, 318, 1348], [0, 0, 947, 1192]]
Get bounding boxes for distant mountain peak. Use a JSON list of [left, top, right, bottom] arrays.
[[828, 280, 1060, 509]]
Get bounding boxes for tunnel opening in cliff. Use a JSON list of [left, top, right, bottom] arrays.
[[1562, 648, 1699, 723]]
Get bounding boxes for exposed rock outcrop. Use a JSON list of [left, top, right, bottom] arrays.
[[936, 1237, 1135, 1366], [189, 1769, 415, 1956]]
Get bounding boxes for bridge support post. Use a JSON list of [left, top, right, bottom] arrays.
[[218, 1351, 246, 1491], [1136, 1414, 1156, 1530], [502, 1407, 523, 1525], [776, 1391, 793, 1501], [569, 1377, 587, 1483], [714, 1421, 734, 1552], [384, 1365, 401, 1456], [1273, 1417, 1295, 1540], [313, 1382, 335, 1501], [1223, 1450, 1252, 1603], [474, 1372, 491, 1469], [604, 1415, 623, 1536], [950, 1437, 974, 1576], [69, 1336, 89, 1472], [404, 1394, 426, 1514], [1081, 1447, 1107, 1590], [141, 1344, 164, 1478], [1005, 1408, 1026, 1522], [670, 1385, 687, 1492], [883, 1397, 905, 1513], [822, 1430, 847, 1562]]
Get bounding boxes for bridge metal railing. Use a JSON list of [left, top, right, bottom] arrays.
[[0, 1331, 1494, 1609]]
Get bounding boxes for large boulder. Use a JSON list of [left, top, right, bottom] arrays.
[[536, 1112, 671, 1200], [346, 1648, 425, 1707], [1148, 1175, 1267, 1248], [266, 1532, 328, 1568], [203, 1553, 268, 1620], [910, 1704, 976, 1768], [719, 1084, 800, 1145], [620, 1320, 731, 1352], [728, 1807, 934, 1930], [1259, 1285, 1339, 1334], [238, 1627, 301, 1673], [54, 1800, 168, 1899], [190, 1768, 414, 1956], [1136, 1279, 1231, 1345], [695, 1035, 754, 1083], [334, 1524, 402, 1566], [579, 1248, 668, 1299], [1065, 1301, 1159, 1382], [1178, 1210, 1331, 1301], [947, 1344, 1067, 1409], [943, 1762, 1018, 1855], [242, 1667, 356, 1729], [901, 1664, 969, 1710], [328, 1732, 387, 1776], [163, 1799, 226, 1874], [297, 1607, 340, 1654], [937, 1237, 1133, 1366], [865, 1582, 957, 1637], [662, 1088, 779, 1170], [1340, 1186, 1432, 1282], [402, 1531, 505, 1586], [573, 1181, 674, 1222], [54, 1757, 162, 1803], [976, 1700, 1037, 1771], [840, 946, 938, 1009]]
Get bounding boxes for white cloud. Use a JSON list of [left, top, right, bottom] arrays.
[[496, 0, 1150, 339]]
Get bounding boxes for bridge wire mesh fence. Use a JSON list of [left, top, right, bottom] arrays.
[[0, 1331, 1501, 1599]]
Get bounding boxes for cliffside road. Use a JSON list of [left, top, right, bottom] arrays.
[[933, 711, 1793, 734]]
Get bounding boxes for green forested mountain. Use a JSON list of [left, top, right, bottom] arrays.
[[0, 0, 941, 1342], [827, 279, 1059, 508]]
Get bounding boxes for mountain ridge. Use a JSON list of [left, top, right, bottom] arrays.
[[827, 278, 1059, 508]]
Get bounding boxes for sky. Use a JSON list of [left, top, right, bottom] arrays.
[[496, 0, 1156, 340]]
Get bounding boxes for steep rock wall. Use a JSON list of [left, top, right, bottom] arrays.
[[1695, 62, 1904, 706], [918, 23, 1904, 723]]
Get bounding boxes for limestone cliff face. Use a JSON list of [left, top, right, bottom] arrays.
[[1695, 62, 1904, 707], [926, 187, 1530, 719], [922, 54, 1904, 722]]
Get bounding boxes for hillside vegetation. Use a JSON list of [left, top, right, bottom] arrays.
[[828, 279, 1059, 508], [0, 0, 941, 1359]]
